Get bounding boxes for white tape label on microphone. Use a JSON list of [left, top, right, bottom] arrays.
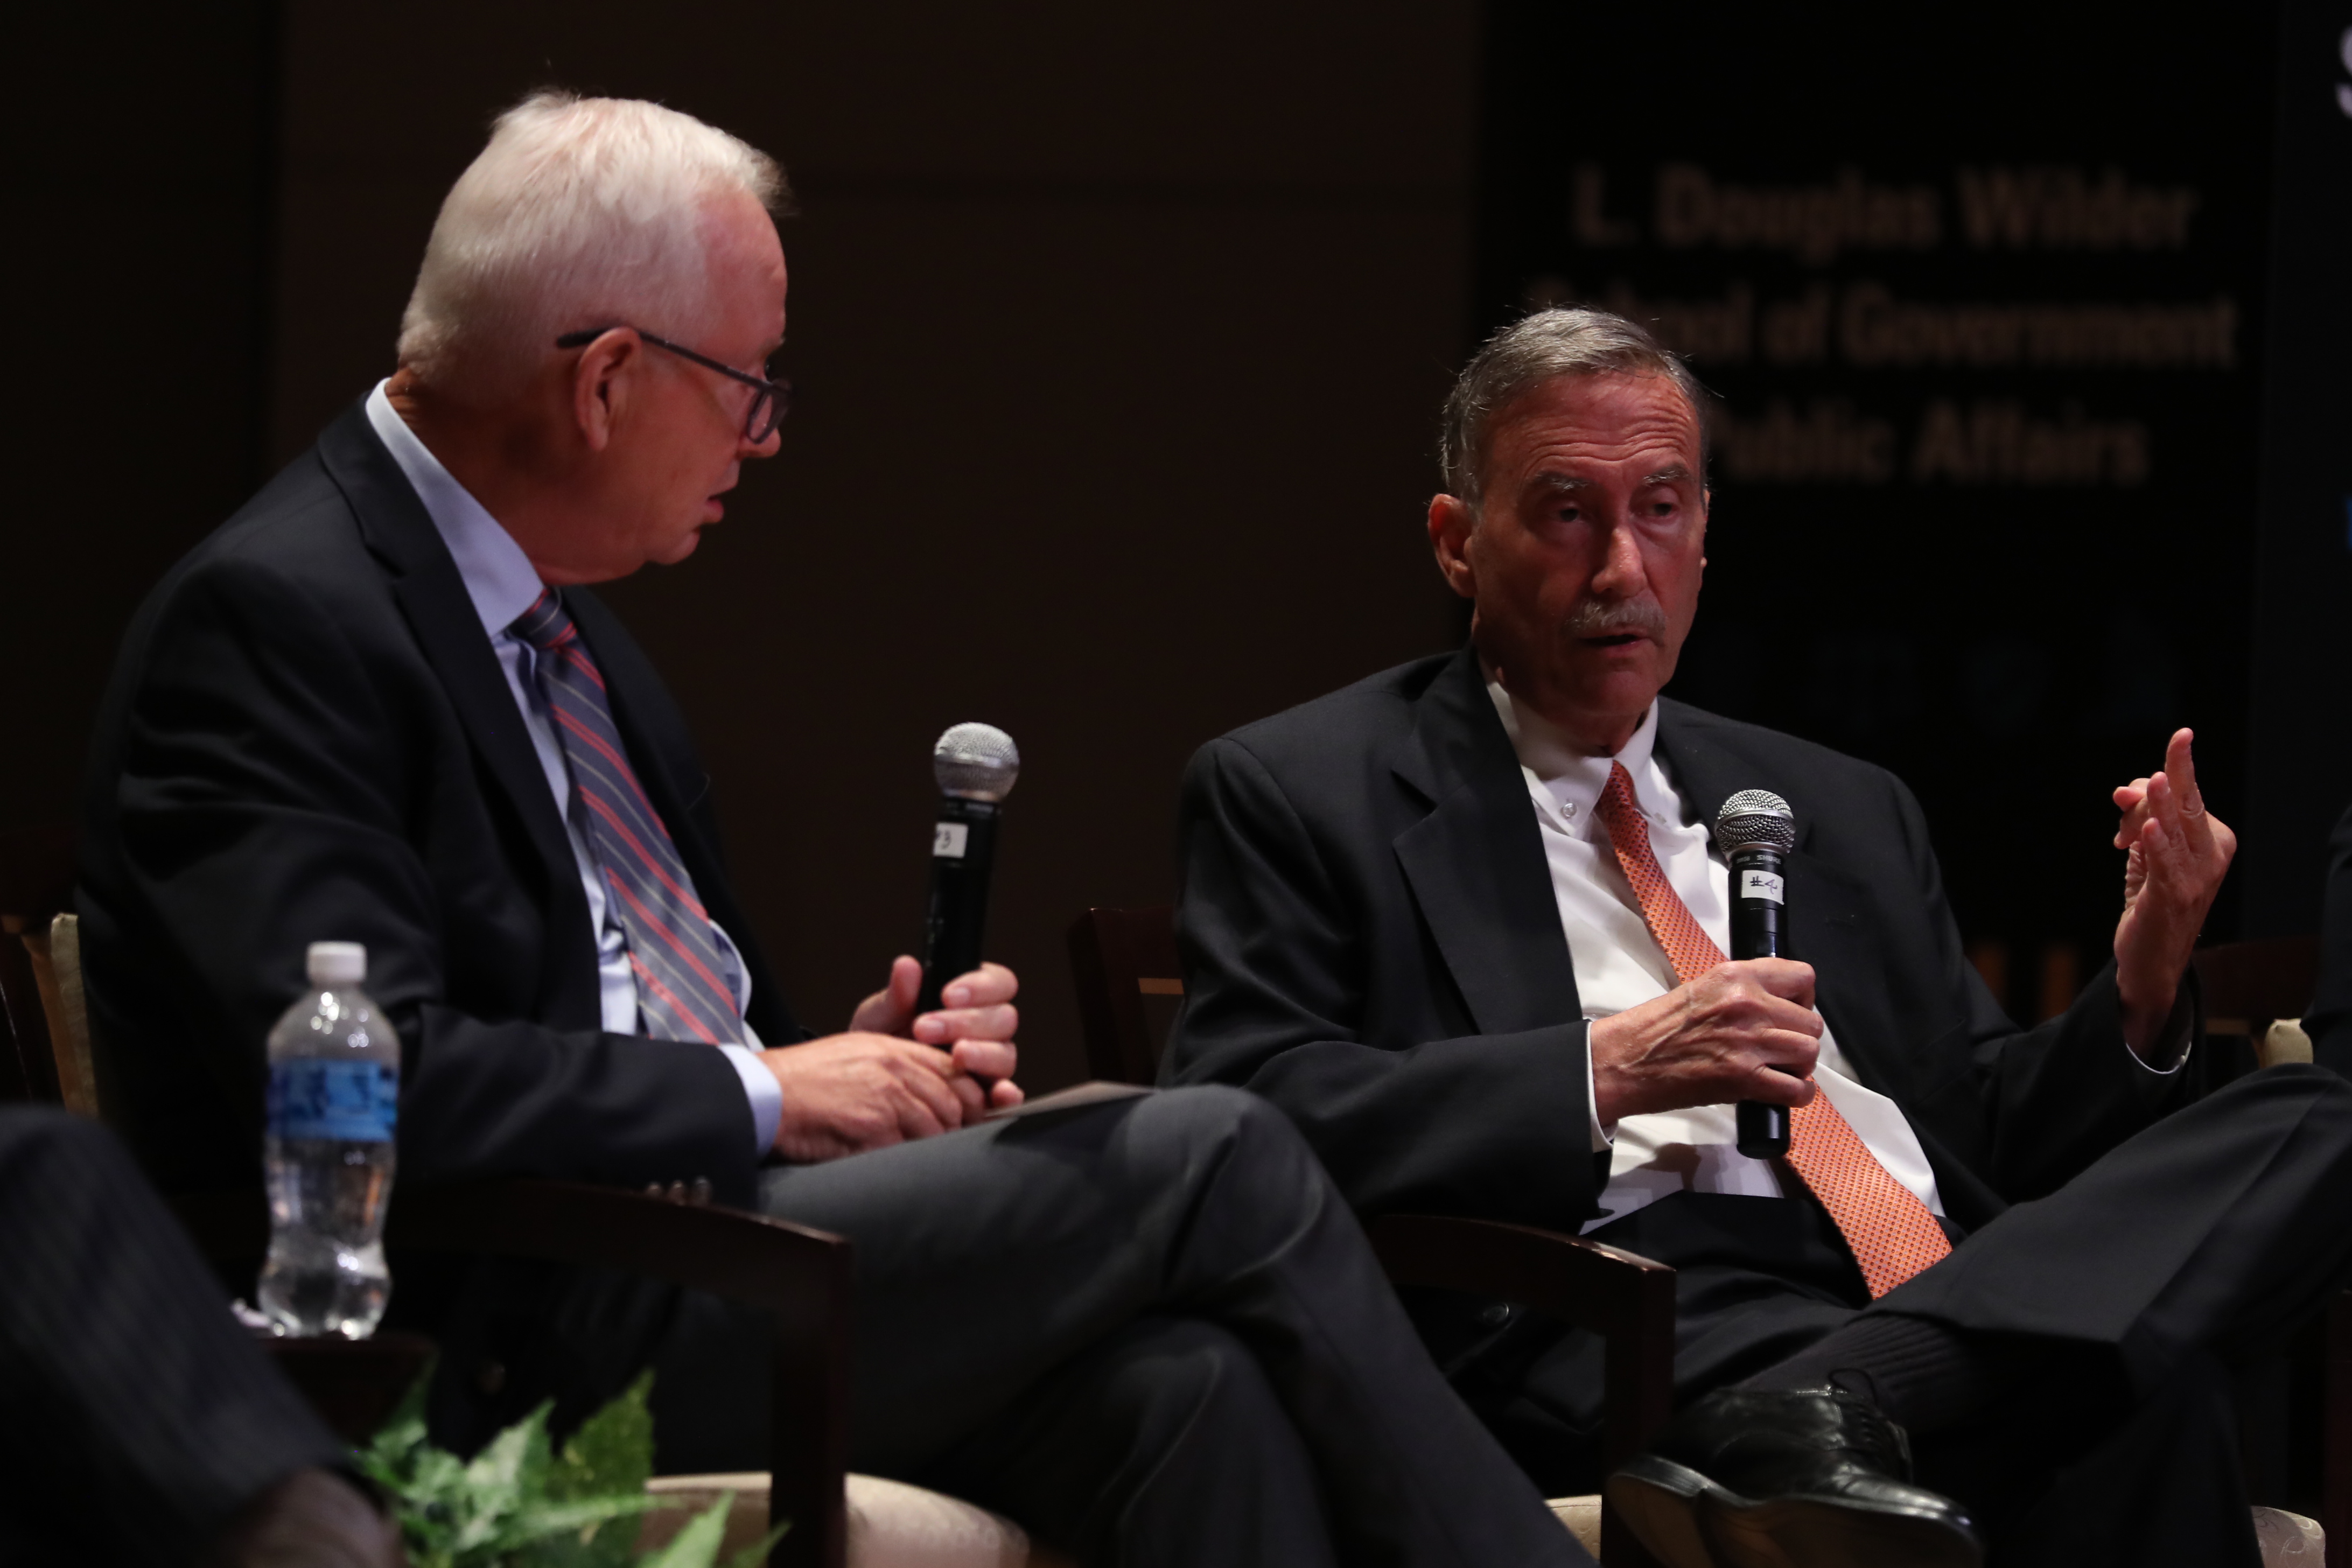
[[1739, 869, 1785, 904], [933, 822, 970, 859]]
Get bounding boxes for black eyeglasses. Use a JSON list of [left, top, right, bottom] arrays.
[[555, 325, 793, 443]]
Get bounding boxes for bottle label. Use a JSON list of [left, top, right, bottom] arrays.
[[268, 1060, 398, 1143], [1739, 869, 1786, 905]]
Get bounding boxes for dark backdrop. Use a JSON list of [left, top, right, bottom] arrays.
[[12, 3, 2336, 1088], [2246, 0, 2352, 939], [1478, 1, 2285, 1020]]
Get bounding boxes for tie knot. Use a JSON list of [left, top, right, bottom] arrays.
[[1596, 761, 1644, 831], [511, 588, 575, 653]]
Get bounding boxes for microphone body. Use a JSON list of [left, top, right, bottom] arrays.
[[1727, 840, 1791, 1158], [1714, 790, 1797, 1160], [919, 796, 1000, 1015], [918, 724, 1021, 1020]]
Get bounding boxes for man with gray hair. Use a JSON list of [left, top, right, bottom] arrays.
[[1166, 305, 2352, 1566], [77, 94, 1589, 1567]]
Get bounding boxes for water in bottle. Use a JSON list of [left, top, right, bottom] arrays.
[[258, 941, 399, 1338]]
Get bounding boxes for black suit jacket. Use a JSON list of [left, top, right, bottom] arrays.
[[79, 401, 805, 1207], [1164, 648, 2215, 1245], [2303, 803, 2352, 1075]]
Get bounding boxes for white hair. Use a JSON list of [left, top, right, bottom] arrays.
[[396, 90, 789, 399]]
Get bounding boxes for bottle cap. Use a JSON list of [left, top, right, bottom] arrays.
[[306, 942, 366, 986]]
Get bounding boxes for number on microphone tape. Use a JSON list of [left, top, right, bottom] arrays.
[[1739, 869, 1785, 904], [933, 822, 970, 859]]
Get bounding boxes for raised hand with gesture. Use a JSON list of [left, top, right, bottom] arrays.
[[2110, 727, 2237, 1056]]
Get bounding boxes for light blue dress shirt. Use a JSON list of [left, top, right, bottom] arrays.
[[365, 382, 783, 1155]]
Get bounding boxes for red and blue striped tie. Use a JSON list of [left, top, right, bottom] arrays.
[[512, 589, 744, 1045]]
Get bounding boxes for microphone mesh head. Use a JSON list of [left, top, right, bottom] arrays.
[[934, 723, 1020, 802], [1714, 788, 1795, 855]]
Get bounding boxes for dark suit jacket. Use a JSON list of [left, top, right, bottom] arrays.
[[80, 401, 806, 1207], [1164, 647, 2216, 1247], [2304, 803, 2352, 1075]]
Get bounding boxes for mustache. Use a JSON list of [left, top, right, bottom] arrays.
[[1565, 597, 1668, 638]]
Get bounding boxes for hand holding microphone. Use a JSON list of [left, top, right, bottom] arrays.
[[1586, 789, 1818, 1130], [1715, 790, 1800, 1158], [757, 725, 1025, 1161], [920, 723, 1019, 1012], [914, 724, 1024, 1102]]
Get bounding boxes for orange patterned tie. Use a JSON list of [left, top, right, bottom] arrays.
[[1593, 763, 1951, 1298]]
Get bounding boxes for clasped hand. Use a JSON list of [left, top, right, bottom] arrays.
[[759, 956, 1024, 1163], [1590, 958, 1822, 1125]]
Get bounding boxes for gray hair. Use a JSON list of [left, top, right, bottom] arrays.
[[1439, 307, 1709, 503], [397, 91, 790, 400]]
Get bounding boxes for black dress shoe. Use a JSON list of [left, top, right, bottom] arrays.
[[1606, 1384, 1981, 1568]]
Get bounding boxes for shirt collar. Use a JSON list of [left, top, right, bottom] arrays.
[[365, 380, 545, 640], [1486, 676, 1669, 838]]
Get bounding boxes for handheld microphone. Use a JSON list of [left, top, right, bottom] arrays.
[[918, 723, 1020, 1020], [1714, 789, 1796, 1159]]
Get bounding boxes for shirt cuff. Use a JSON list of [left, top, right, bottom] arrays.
[[1584, 1021, 1615, 1153], [2125, 986, 2197, 1076], [717, 1042, 782, 1156]]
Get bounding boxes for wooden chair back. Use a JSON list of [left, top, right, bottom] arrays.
[[1066, 905, 1182, 1084], [0, 822, 82, 1109], [26, 914, 103, 1116], [2190, 936, 2321, 1066]]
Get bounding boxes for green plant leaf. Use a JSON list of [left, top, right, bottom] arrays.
[[635, 1496, 732, 1568], [365, 1362, 768, 1568], [551, 1370, 657, 1503], [722, 1520, 791, 1568]]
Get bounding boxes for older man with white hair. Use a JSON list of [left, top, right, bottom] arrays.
[[76, 94, 1587, 1568]]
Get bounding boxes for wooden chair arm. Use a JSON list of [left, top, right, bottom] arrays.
[[172, 1180, 851, 1568], [1370, 1213, 1675, 1568], [1367, 1214, 1675, 1467], [2326, 1287, 2352, 1568]]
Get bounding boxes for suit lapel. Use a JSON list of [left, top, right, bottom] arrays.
[[314, 404, 596, 1010], [1391, 649, 1583, 1035]]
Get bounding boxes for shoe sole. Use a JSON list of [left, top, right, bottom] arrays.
[[1607, 1456, 1982, 1568]]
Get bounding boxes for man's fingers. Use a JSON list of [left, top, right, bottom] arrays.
[[2146, 771, 2182, 841], [1757, 1021, 1822, 1069], [1745, 1064, 1818, 1107], [888, 1053, 965, 1131], [944, 1073, 988, 1120], [941, 962, 1019, 1009], [1759, 998, 1825, 1039], [989, 1079, 1026, 1110], [2112, 779, 2153, 849], [2166, 728, 2201, 813], [2165, 732, 2219, 856], [894, 1094, 951, 1141], [1726, 957, 1816, 1006], [848, 955, 926, 1036], [914, 1003, 1018, 1046], [950, 1037, 1019, 1081]]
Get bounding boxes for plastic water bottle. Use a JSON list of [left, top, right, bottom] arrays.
[[258, 941, 399, 1338]]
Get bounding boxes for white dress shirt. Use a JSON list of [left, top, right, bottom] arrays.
[[366, 383, 782, 1155], [1486, 682, 1948, 1234]]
